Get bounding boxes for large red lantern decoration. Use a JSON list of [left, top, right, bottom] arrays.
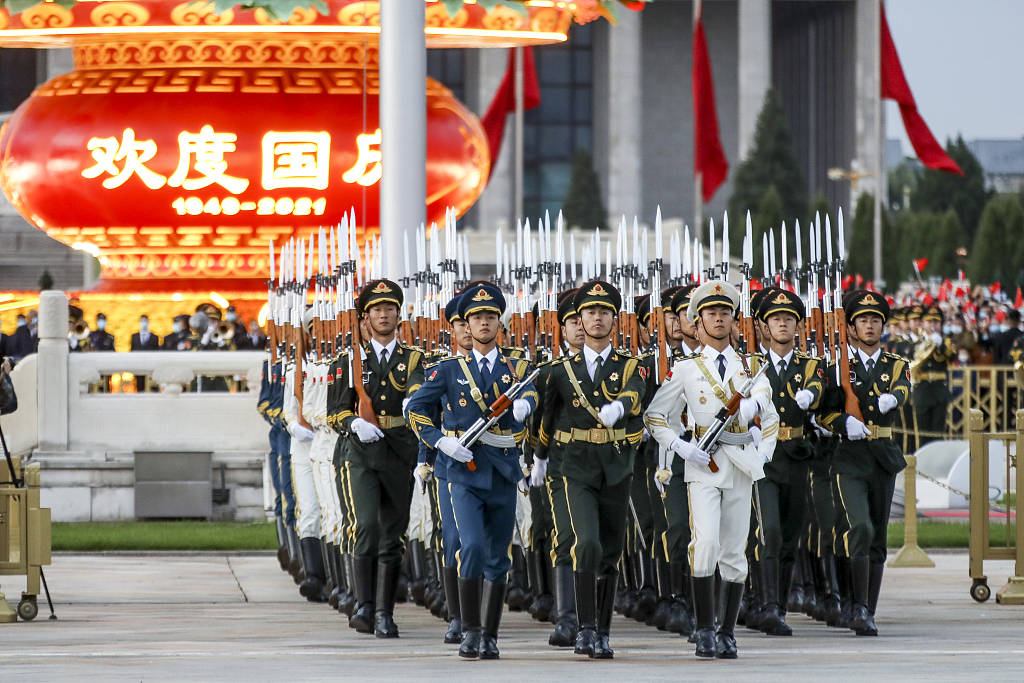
[[0, 1, 572, 292]]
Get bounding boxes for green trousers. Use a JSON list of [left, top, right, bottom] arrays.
[[546, 473, 575, 567], [344, 458, 414, 565], [564, 474, 632, 575], [835, 469, 897, 564]]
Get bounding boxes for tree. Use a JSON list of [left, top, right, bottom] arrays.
[[728, 88, 806, 246], [910, 135, 990, 243], [927, 209, 964, 279], [561, 148, 606, 232], [968, 194, 1024, 286], [38, 269, 54, 291], [888, 159, 921, 213], [848, 193, 902, 286]]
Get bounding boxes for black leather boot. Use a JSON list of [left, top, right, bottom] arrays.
[[859, 562, 884, 636], [458, 577, 483, 659], [549, 565, 578, 647], [442, 566, 463, 644], [326, 543, 341, 608], [836, 555, 853, 628], [820, 554, 842, 627], [849, 555, 871, 633], [692, 575, 717, 658], [527, 547, 554, 622], [374, 561, 401, 638], [298, 537, 328, 602], [800, 551, 818, 617], [786, 558, 804, 613], [287, 527, 304, 584], [759, 558, 792, 636], [716, 581, 744, 659], [348, 555, 376, 633], [480, 580, 506, 659], [634, 554, 658, 623], [666, 562, 694, 636], [506, 548, 528, 611], [339, 554, 358, 616], [652, 559, 673, 631], [321, 540, 336, 595], [408, 540, 428, 606], [275, 516, 289, 571], [744, 558, 763, 631], [573, 571, 598, 656], [591, 573, 616, 659]]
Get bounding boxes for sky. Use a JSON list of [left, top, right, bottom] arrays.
[[884, 0, 1024, 151]]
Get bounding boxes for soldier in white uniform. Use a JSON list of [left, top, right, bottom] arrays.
[[644, 280, 778, 660]]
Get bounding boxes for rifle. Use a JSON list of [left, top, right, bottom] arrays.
[[651, 207, 668, 383], [738, 211, 757, 353], [694, 362, 769, 473], [832, 208, 864, 422], [458, 368, 541, 452]]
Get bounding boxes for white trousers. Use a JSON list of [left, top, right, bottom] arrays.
[[290, 435, 321, 539], [309, 430, 341, 545], [407, 484, 433, 546], [687, 474, 752, 582]]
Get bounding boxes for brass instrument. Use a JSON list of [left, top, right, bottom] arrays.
[[211, 321, 235, 346], [909, 338, 936, 383], [69, 320, 91, 350]]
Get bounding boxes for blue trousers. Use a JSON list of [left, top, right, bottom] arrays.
[[450, 475, 517, 582], [272, 426, 296, 527], [437, 474, 461, 568]]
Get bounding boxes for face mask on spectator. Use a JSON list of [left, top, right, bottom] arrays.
[[951, 324, 963, 334], [16, 317, 26, 327], [172, 322, 183, 334], [226, 312, 237, 322], [140, 320, 149, 332], [942, 325, 951, 335], [97, 320, 107, 331]]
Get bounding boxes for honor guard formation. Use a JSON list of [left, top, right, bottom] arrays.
[[254, 206, 921, 661]]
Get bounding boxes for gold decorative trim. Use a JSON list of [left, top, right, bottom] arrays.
[[20, 3, 73, 29], [73, 36, 378, 69], [337, 2, 379, 27], [90, 2, 150, 28], [424, 5, 468, 28], [169, 1, 235, 27]]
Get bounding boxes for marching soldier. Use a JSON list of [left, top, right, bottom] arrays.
[[407, 282, 538, 660], [644, 280, 778, 659], [912, 305, 955, 445], [534, 288, 584, 648], [332, 279, 425, 638], [820, 291, 911, 636], [537, 280, 646, 659], [257, 349, 299, 577], [753, 289, 824, 636]]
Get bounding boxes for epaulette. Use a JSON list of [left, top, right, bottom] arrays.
[[742, 351, 766, 360], [400, 342, 425, 353], [681, 351, 701, 360], [883, 350, 906, 362]]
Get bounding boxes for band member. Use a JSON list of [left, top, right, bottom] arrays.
[[537, 280, 646, 659], [644, 280, 778, 659], [820, 291, 910, 636], [332, 279, 425, 638], [407, 283, 537, 660]]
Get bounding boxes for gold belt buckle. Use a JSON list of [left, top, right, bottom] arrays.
[[778, 426, 790, 441], [589, 428, 606, 443]]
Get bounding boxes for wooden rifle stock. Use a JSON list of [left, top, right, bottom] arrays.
[[811, 306, 824, 356], [349, 310, 379, 427], [834, 307, 863, 421]]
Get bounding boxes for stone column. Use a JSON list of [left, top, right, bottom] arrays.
[[36, 290, 69, 452], [464, 48, 513, 236], [737, 0, 771, 161], [854, 0, 884, 280], [594, 10, 642, 221], [379, 0, 426, 279]]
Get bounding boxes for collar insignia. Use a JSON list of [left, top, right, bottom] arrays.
[[471, 288, 493, 301], [608, 372, 619, 382], [371, 281, 391, 294], [501, 373, 512, 384], [880, 372, 890, 382], [587, 283, 609, 296], [397, 363, 406, 372]]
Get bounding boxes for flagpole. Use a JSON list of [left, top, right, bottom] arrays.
[[693, 0, 703, 243], [514, 46, 524, 221], [873, 0, 883, 285]]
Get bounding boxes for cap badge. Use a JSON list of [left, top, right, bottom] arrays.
[[587, 283, 609, 296], [371, 281, 391, 294], [471, 288, 493, 301], [860, 294, 880, 306]]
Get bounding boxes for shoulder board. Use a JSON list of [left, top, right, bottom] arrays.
[[535, 358, 560, 368], [742, 351, 766, 360], [794, 350, 812, 359], [681, 351, 701, 360], [883, 351, 905, 362], [514, 358, 530, 376]]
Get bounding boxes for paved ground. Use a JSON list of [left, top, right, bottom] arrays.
[[0, 551, 1022, 681]]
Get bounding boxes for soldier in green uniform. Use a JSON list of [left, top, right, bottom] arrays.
[[821, 291, 911, 637], [912, 305, 955, 445], [537, 280, 647, 659], [533, 288, 583, 647], [753, 289, 824, 636], [330, 279, 425, 638]]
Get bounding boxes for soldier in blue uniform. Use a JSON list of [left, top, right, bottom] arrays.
[[412, 293, 475, 645], [407, 282, 538, 660], [257, 353, 299, 578]]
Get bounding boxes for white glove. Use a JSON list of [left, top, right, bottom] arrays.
[[513, 398, 532, 422], [402, 397, 410, 416], [598, 400, 625, 427], [530, 458, 547, 487], [749, 425, 761, 448], [288, 422, 315, 443], [653, 471, 666, 495], [201, 326, 215, 345], [739, 397, 760, 426], [414, 464, 433, 488], [436, 436, 474, 463], [669, 437, 711, 467], [845, 415, 870, 441], [929, 332, 943, 345], [351, 417, 384, 443], [795, 389, 814, 411], [810, 414, 833, 438], [878, 393, 898, 415], [759, 441, 773, 464]]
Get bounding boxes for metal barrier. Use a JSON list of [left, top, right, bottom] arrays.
[[967, 409, 1022, 604], [889, 451, 935, 568], [0, 456, 52, 621], [949, 366, 1020, 436]]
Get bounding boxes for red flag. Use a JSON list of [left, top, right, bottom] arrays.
[[938, 287, 948, 303], [692, 9, 728, 202], [990, 282, 1002, 294], [922, 293, 934, 306], [880, 6, 962, 175], [913, 258, 928, 273], [481, 47, 540, 175], [1015, 287, 1023, 309]]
